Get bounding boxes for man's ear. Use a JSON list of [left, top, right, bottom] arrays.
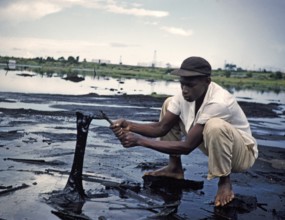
[[206, 77, 211, 84]]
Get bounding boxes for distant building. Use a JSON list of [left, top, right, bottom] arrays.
[[7, 60, 16, 70]]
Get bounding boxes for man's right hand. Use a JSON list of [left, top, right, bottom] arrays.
[[110, 118, 130, 143], [110, 118, 130, 130]]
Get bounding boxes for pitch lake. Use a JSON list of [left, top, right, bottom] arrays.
[[1, 69, 284, 150]]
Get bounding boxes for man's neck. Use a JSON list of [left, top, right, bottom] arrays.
[[195, 87, 208, 115]]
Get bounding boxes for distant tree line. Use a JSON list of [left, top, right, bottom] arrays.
[[219, 62, 284, 79], [0, 55, 284, 80], [32, 56, 80, 64]]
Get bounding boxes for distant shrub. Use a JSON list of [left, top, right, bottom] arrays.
[[275, 71, 283, 79], [270, 71, 283, 79], [224, 71, 231, 78], [246, 72, 253, 78]]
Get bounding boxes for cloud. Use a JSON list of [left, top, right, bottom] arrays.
[[106, 2, 168, 17], [0, 0, 168, 23], [0, 0, 63, 22], [160, 26, 193, 37]]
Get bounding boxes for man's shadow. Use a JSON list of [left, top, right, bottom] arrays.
[[142, 175, 203, 218]]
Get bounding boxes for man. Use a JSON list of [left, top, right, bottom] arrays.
[[111, 56, 258, 207]]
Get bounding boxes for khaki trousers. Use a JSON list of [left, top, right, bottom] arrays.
[[160, 97, 256, 180]]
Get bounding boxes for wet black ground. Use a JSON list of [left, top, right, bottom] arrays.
[[0, 92, 284, 220]]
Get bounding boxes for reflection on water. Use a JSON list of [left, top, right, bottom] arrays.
[[230, 89, 285, 104], [249, 117, 285, 148], [1, 69, 284, 104], [0, 69, 179, 96]]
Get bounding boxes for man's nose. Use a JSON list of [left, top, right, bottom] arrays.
[[181, 85, 188, 92]]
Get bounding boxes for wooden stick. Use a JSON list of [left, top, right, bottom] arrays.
[[99, 110, 113, 125]]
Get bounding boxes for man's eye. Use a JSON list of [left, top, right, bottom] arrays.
[[181, 83, 194, 88]]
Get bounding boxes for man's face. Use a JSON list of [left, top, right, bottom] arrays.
[[179, 76, 210, 102]]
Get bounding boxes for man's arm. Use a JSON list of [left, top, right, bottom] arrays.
[[121, 123, 205, 155], [112, 110, 180, 138]]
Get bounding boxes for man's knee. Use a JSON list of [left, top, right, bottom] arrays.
[[204, 118, 228, 138]]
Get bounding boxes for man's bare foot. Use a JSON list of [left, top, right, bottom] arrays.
[[144, 155, 184, 179], [144, 165, 184, 179], [214, 176, 235, 207]]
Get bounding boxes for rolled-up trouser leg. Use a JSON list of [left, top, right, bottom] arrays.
[[202, 118, 255, 180]]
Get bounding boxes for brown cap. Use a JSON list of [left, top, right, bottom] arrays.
[[171, 56, 211, 77]]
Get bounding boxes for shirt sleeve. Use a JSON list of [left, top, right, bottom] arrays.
[[167, 95, 181, 115], [196, 102, 231, 125]]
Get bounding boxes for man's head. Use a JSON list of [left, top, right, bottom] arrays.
[[179, 76, 210, 102], [171, 57, 212, 102], [171, 56, 211, 77]]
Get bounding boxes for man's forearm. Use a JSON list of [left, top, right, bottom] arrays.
[[124, 110, 179, 138], [128, 121, 167, 138]]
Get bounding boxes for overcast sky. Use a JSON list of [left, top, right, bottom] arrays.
[[0, 0, 284, 71]]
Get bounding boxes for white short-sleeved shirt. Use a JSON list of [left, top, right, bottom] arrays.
[[167, 82, 258, 158]]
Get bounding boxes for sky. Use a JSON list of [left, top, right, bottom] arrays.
[[0, 0, 285, 71]]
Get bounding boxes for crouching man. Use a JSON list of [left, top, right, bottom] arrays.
[[111, 56, 258, 207]]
